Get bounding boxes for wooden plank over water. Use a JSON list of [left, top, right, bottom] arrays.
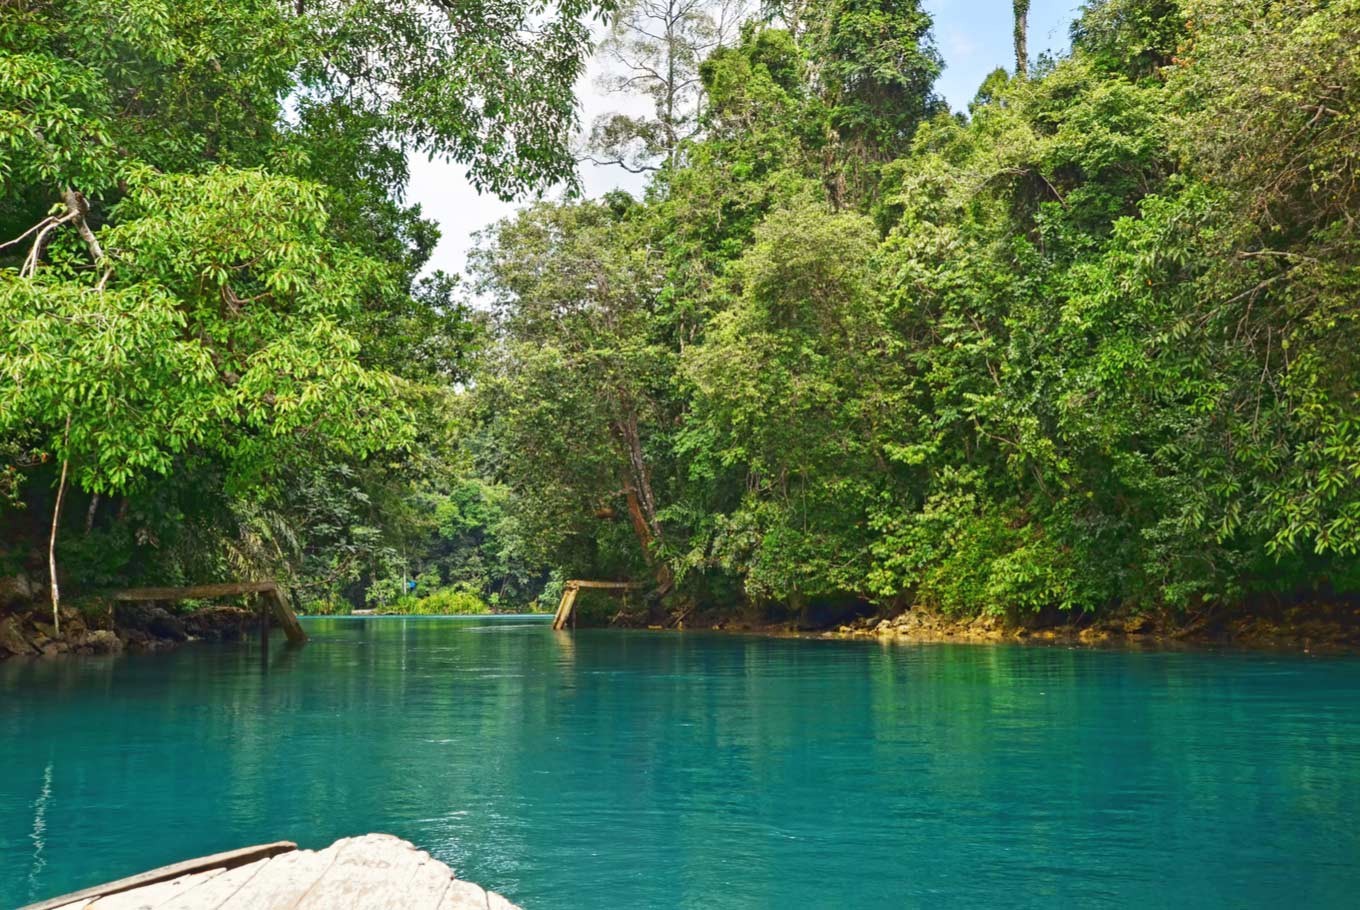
[[155, 858, 273, 910], [111, 581, 308, 645], [110, 583, 282, 601], [567, 580, 643, 590], [216, 840, 342, 907], [22, 835, 519, 910], [552, 578, 644, 630], [292, 835, 445, 909], [78, 869, 225, 910]]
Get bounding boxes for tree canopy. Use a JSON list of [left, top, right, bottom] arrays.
[[5, 0, 1360, 625], [467, 0, 1360, 622], [0, 0, 609, 616]]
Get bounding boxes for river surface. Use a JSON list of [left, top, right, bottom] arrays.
[[2, 616, 1359, 908]]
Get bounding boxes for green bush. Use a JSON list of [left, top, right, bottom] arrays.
[[382, 587, 490, 615]]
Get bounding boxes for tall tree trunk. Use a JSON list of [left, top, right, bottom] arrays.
[[85, 492, 100, 534], [615, 410, 673, 593], [1013, 0, 1030, 77], [665, 0, 678, 168], [48, 416, 72, 635]]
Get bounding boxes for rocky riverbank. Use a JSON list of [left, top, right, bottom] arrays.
[[635, 597, 1360, 653], [0, 573, 259, 660], [823, 602, 1360, 652]]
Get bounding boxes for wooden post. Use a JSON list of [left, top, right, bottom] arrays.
[[551, 580, 642, 630], [258, 593, 270, 661], [552, 585, 579, 631], [267, 585, 308, 645]]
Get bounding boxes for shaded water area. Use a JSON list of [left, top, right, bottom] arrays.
[[3, 616, 1359, 908]]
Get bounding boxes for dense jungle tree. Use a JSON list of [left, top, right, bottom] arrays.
[[8, 0, 1359, 627], [470, 0, 1360, 623], [0, 0, 611, 617]]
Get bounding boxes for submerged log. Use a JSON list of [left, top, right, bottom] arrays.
[[21, 834, 520, 909]]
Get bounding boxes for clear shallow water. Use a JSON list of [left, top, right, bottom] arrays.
[[2, 617, 1359, 908]]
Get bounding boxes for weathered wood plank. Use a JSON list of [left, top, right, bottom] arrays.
[[19, 843, 296, 910], [292, 835, 443, 909], [25, 835, 517, 910], [84, 868, 223, 909], [111, 583, 281, 601], [221, 839, 347, 907], [403, 849, 459, 906], [566, 580, 644, 590], [153, 858, 271, 910], [442, 880, 492, 910]]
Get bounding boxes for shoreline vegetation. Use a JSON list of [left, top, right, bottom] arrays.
[[5, 597, 1357, 661], [0, 573, 550, 659], [4, 1, 1360, 648], [2, 565, 1355, 659], [593, 599, 1360, 654], [800, 605, 1359, 653]]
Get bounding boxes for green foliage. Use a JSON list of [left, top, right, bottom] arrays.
[[1168, 0, 1360, 560], [297, 0, 613, 198], [682, 196, 901, 597], [0, 0, 606, 607], [1072, 0, 1184, 80], [385, 588, 491, 616], [467, 0, 1360, 621], [806, 0, 943, 160], [469, 196, 674, 582], [10, 0, 1358, 626], [0, 166, 409, 495]]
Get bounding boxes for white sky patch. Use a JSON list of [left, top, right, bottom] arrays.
[[939, 25, 979, 63], [411, 1, 1081, 280], [408, 42, 648, 279]]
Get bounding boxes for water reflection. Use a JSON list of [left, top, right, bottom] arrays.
[[26, 759, 51, 897], [1, 620, 1358, 909]]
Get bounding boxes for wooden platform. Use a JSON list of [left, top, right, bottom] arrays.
[[22, 834, 519, 910], [112, 581, 308, 645], [551, 579, 643, 630]]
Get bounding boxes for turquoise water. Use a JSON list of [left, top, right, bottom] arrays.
[[2, 617, 1359, 908]]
